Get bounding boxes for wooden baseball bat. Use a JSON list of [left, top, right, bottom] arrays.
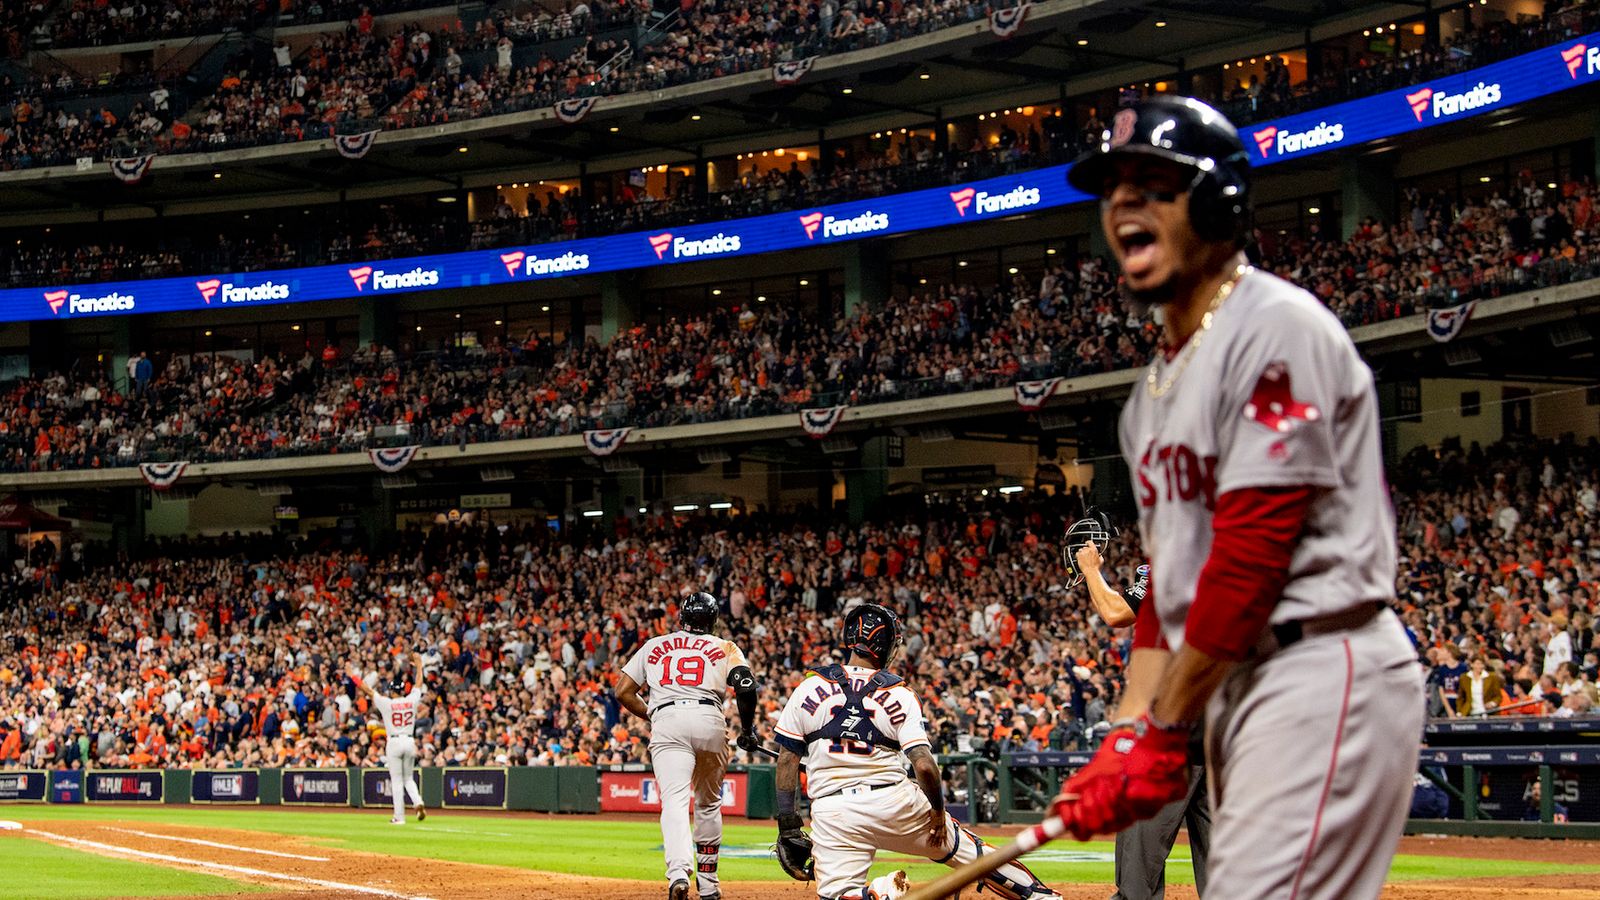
[[899, 816, 1067, 900]]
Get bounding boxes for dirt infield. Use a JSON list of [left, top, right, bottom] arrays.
[[7, 819, 1600, 899]]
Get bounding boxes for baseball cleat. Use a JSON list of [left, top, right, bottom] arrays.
[[389, 817, 404, 825], [668, 880, 690, 900], [415, 804, 426, 821]]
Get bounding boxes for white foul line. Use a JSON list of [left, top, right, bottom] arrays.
[[26, 829, 436, 900], [104, 827, 331, 861]]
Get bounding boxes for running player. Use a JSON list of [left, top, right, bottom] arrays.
[[350, 653, 427, 824], [772, 603, 1060, 900], [615, 592, 760, 900], [1050, 95, 1424, 899]]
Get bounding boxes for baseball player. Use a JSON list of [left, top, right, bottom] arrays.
[[350, 653, 428, 824], [615, 592, 760, 900], [772, 603, 1061, 900], [1048, 96, 1424, 899], [1073, 538, 1209, 899]]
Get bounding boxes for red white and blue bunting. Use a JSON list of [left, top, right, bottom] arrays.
[[989, 2, 1030, 39], [1013, 377, 1062, 410], [109, 155, 155, 184], [800, 405, 848, 438], [1426, 300, 1477, 343], [139, 461, 188, 490], [583, 428, 632, 456], [554, 97, 599, 124], [334, 130, 380, 160], [773, 56, 818, 85], [368, 445, 420, 473]]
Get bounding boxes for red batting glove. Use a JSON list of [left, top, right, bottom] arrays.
[[1050, 714, 1190, 840]]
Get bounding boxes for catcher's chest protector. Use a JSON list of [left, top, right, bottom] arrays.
[[802, 665, 905, 751]]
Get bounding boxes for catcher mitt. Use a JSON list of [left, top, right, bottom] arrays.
[[775, 813, 814, 881], [1062, 507, 1115, 587]]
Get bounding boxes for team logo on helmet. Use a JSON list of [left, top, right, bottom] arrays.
[[1110, 108, 1138, 147]]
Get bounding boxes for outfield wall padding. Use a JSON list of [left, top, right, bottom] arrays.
[[164, 769, 192, 805]]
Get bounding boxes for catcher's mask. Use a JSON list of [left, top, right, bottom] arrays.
[[1062, 508, 1116, 586]]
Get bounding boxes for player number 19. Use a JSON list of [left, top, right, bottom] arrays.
[[657, 655, 706, 687]]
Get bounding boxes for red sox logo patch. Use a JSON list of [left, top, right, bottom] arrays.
[[1243, 361, 1320, 434], [1110, 108, 1137, 147]]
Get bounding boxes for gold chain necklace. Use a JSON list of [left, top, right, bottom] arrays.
[[1144, 263, 1252, 399]]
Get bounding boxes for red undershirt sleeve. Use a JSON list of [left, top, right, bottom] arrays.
[[1184, 485, 1317, 661]]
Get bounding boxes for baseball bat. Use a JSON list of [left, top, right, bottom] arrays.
[[898, 816, 1067, 900], [755, 746, 780, 760]]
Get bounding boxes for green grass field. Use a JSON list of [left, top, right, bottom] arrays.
[[2, 832, 266, 899], [7, 805, 1600, 896]]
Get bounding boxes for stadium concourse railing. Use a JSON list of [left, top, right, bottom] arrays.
[[2, 270, 1595, 490], [995, 717, 1600, 839]]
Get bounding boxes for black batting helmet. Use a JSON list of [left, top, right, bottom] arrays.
[[679, 592, 719, 634], [1067, 96, 1252, 245], [840, 603, 903, 669], [1062, 507, 1116, 587], [389, 675, 407, 694]]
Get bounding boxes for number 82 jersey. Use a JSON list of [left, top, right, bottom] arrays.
[[774, 664, 930, 800]]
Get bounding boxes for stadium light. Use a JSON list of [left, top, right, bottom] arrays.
[[757, 295, 767, 302], [204, 330, 212, 337], [691, 114, 702, 120], [1155, 20, 1166, 27], [999, 485, 1024, 494], [541, 305, 551, 312], [639, 507, 649, 514], [1008, 267, 1019, 274], [673, 504, 700, 512], [1308, 206, 1321, 214], [1076, 38, 1087, 46], [919, 72, 930, 79], [799, 279, 809, 286], [457, 145, 468, 153], [1046, 248, 1057, 255], [609, 126, 619, 132], [291, 324, 302, 331], [582, 510, 603, 518], [842, 87, 853, 94], [712, 289, 722, 295], [958, 260, 968, 267], [710, 502, 734, 510], [212, 172, 222, 179]]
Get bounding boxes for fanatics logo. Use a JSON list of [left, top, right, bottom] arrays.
[[195, 279, 221, 303], [799, 212, 824, 239], [949, 188, 976, 216], [348, 266, 373, 291], [1243, 361, 1321, 434], [1562, 43, 1588, 78], [499, 251, 525, 276], [1405, 88, 1433, 121], [44, 290, 67, 315], [648, 232, 674, 260], [1252, 127, 1277, 159]]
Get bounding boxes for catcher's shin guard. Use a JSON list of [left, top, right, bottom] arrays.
[[938, 819, 1055, 900]]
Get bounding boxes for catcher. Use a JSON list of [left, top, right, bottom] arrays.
[[771, 603, 1061, 900]]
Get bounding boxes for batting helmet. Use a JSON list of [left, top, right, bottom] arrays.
[[389, 675, 407, 694], [1062, 508, 1116, 587], [1066, 96, 1252, 245], [840, 603, 903, 669], [679, 591, 720, 634]]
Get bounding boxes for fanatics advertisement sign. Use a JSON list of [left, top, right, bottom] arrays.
[[6, 31, 1599, 324]]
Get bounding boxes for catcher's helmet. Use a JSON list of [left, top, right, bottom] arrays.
[[679, 591, 719, 634], [1062, 508, 1116, 586], [840, 603, 903, 669], [1067, 96, 1251, 245]]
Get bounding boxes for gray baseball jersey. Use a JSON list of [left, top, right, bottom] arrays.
[[1118, 268, 1396, 650], [372, 689, 424, 739], [622, 631, 747, 706]]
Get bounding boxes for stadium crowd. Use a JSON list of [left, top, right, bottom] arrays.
[[0, 430, 1595, 773], [2, 169, 1598, 472]]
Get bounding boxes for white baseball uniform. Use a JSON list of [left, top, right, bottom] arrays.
[[1119, 268, 1424, 899], [372, 688, 425, 821], [775, 664, 1056, 900], [622, 630, 748, 896]]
